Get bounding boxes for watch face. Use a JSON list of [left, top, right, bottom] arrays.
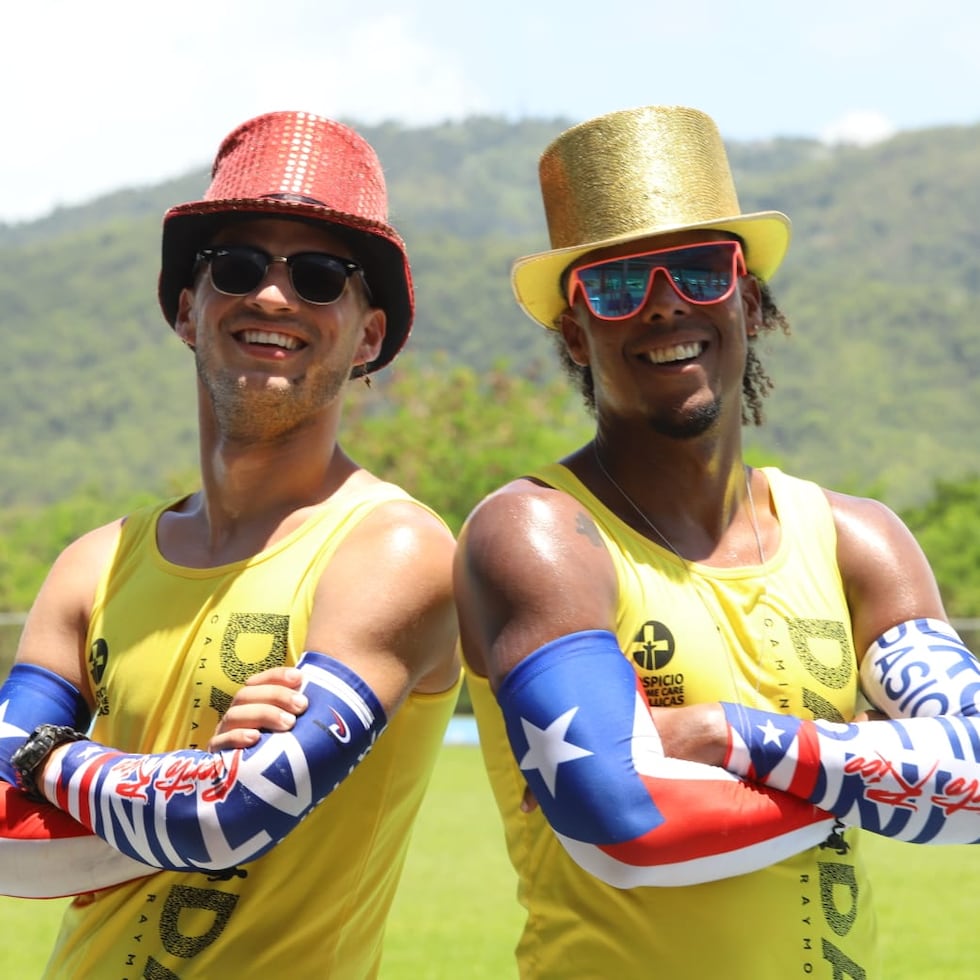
[[14, 726, 54, 767]]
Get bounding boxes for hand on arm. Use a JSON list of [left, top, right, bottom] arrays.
[[208, 666, 307, 751]]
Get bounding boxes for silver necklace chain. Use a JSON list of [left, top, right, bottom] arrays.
[[591, 441, 770, 706], [591, 441, 767, 566]]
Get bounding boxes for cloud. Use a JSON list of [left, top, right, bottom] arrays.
[[4, 0, 980, 221], [819, 111, 897, 147], [0, 5, 490, 222], [314, 14, 493, 124]]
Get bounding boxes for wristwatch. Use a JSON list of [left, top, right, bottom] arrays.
[[11, 724, 88, 802]]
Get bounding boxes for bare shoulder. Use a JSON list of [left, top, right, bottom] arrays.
[[823, 487, 923, 566], [343, 495, 456, 600], [822, 487, 945, 651], [307, 494, 458, 704], [30, 517, 125, 613], [333, 470, 455, 564], [455, 477, 618, 684], [59, 517, 127, 568], [322, 492, 455, 611], [460, 476, 605, 565], [360, 494, 456, 549]]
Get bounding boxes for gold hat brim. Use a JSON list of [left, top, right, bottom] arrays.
[[512, 210, 790, 329]]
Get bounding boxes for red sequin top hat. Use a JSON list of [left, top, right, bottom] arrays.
[[158, 111, 413, 373]]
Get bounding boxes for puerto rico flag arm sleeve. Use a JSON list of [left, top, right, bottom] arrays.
[[36, 652, 387, 873], [0, 663, 156, 898], [723, 619, 980, 844], [0, 782, 156, 898], [497, 630, 837, 889]]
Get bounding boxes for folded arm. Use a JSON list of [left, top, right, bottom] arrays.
[[498, 629, 835, 887], [0, 658, 155, 897], [3, 498, 459, 887], [42, 651, 386, 871], [722, 618, 980, 844]]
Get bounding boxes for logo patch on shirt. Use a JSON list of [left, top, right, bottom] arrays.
[[628, 621, 686, 706], [629, 620, 675, 671]]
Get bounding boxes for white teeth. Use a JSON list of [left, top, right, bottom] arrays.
[[646, 342, 703, 365], [240, 330, 301, 350]]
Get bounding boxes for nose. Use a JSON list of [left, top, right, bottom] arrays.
[[637, 266, 691, 319], [250, 256, 297, 308]]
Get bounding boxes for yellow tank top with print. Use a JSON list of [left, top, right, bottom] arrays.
[[44, 481, 461, 980], [468, 465, 879, 980]]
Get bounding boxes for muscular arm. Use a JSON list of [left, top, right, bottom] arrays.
[[0, 522, 159, 897], [4, 500, 459, 883], [454, 480, 834, 889]]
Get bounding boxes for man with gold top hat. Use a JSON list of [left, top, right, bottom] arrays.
[[0, 111, 460, 978], [455, 105, 980, 978]]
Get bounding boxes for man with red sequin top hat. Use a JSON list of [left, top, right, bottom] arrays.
[[0, 111, 460, 979]]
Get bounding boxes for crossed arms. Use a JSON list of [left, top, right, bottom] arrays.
[[0, 499, 458, 897], [453, 479, 979, 888]]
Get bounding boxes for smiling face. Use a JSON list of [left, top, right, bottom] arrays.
[[559, 230, 761, 440], [175, 218, 385, 442]]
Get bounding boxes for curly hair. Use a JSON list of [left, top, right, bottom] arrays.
[[553, 278, 790, 427]]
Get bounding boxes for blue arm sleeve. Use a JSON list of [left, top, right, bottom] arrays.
[[0, 663, 91, 784], [42, 651, 386, 872], [0, 663, 153, 899], [498, 631, 835, 888]]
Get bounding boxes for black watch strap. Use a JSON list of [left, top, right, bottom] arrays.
[[10, 723, 88, 803]]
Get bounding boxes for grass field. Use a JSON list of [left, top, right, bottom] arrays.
[[1, 745, 977, 978]]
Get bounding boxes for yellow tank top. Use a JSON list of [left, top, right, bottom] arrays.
[[45, 482, 461, 980], [468, 465, 879, 979]]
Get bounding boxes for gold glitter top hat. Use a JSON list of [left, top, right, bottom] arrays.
[[512, 105, 791, 329]]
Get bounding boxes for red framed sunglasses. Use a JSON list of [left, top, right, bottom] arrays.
[[567, 240, 747, 321]]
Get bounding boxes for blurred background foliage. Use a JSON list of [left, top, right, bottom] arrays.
[[3, 116, 980, 618]]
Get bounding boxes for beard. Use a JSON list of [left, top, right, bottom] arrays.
[[647, 395, 722, 440], [196, 354, 350, 443]]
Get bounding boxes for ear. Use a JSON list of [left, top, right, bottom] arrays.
[[740, 276, 763, 337], [353, 307, 386, 368], [174, 288, 198, 348], [559, 310, 590, 366]]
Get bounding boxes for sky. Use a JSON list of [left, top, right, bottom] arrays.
[[3, 0, 979, 223]]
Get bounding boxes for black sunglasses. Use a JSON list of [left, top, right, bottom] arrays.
[[195, 245, 367, 306]]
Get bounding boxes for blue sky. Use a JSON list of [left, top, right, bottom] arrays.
[[3, 0, 978, 222]]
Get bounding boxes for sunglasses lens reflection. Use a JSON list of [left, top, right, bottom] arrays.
[[209, 250, 265, 295], [574, 242, 742, 319]]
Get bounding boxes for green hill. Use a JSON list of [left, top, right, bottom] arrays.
[[2, 115, 979, 514]]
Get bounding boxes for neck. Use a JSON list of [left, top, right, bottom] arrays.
[[201, 435, 347, 515], [159, 399, 357, 568], [196, 376, 350, 509], [589, 436, 765, 566]]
